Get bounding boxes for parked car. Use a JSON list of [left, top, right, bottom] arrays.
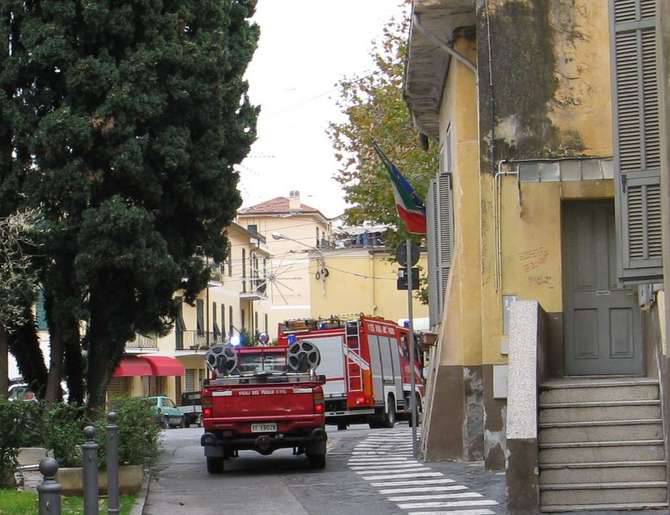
[[146, 396, 185, 429], [178, 391, 202, 427], [8, 383, 36, 402]]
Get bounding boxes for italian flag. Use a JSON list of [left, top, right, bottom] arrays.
[[373, 142, 427, 235]]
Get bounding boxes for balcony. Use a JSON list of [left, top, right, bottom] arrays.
[[126, 333, 158, 351], [175, 330, 226, 351], [240, 277, 268, 300]]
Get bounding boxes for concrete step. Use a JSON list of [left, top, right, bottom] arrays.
[[540, 380, 659, 404], [539, 419, 663, 443], [539, 440, 665, 464], [541, 502, 669, 512], [539, 460, 668, 484], [540, 481, 668, 506], [539, 400, 661, 423]]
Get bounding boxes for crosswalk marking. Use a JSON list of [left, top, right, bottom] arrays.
[[388, 492, 483, 502], [356, 468, 432, 475], [408, 510, 495, 515], [348, 425, 500, 514], [398, 500, 499, 510], [378, 485, 467, 494]]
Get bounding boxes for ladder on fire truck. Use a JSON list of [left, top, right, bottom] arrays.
[[345, 320, 363, 392]]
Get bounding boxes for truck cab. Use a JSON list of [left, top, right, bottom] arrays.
[[200, 346, 327, 474]]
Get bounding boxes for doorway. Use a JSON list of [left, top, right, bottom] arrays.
[[562, 200, 643, 376]]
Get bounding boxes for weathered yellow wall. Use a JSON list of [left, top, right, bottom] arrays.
[[309, 250, 428, 323], [438, 37, 482, 367], [548, 0, 613, 157]]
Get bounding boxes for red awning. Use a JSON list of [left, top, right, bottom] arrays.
[[113, 357, 153, 377], [142, 355, 185, 377]]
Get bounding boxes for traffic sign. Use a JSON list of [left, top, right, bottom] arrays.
[[396, 242, 420, 267]]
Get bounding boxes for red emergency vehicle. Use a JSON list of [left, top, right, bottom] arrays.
[[278, 315, 424, 429]]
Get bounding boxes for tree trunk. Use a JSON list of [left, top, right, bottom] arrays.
[[64, 328, 84, 404], [7, 313, 48, 398], [0, 327, 8, 401], [45, 327, 63, 402]]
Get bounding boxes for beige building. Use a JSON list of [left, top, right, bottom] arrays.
[[110, 223, 271, 404], [308, 246, 428, 326], [237, 190, 332, 339]]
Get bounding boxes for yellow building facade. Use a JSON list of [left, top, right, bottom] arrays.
[[308, 248, 428, 325]]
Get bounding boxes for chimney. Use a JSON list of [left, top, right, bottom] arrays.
[[288, 190, 301, 211]]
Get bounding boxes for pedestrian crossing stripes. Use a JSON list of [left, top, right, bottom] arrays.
[[349, 427, 499, 514]]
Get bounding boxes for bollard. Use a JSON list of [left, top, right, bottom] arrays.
[[106, 412, 120, 515], [38, 457, 61, 515], [82, 425, 99, 515]]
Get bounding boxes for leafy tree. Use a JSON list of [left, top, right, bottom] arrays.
[[328, 10, 438, 255], [5, 0, 259, 410]]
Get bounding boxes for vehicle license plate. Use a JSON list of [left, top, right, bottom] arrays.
[[251, 423, 277, 433]]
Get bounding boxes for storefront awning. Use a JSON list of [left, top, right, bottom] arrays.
[[142, 355, 185, 377], [113, 357, 153, 377], [112, 355, 185, 377]]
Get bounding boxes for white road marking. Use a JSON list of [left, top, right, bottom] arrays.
[[356, 468, 431, 475], [378, 485, 467, 494], [388, 492, 483, 502], [409, 510, 495, 515], [350, 463, 423, 470], [371, 479, 456, 487], [398, 500, 499, 510], [362, 472, 443, 480]]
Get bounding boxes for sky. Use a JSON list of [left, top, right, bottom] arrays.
[[237, 0, 408, 219]]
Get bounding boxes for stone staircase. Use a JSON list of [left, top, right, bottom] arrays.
[[538, 378, 669, 512]]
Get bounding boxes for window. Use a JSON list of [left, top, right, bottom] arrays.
[[196, 299, 204, 335], [316, 227, 320, 247], [265, 313, 268, 333], [242, 248, 246, 278], [221, 304, 226, 338], [255, 312, 259, 333], [212, 302, 220, 338], [229, 306, 233, 335], [227, 253, 232, 277], [241, 308, 245, 329]]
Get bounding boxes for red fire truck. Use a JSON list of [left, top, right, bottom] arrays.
[[278, 315, 424, 429]]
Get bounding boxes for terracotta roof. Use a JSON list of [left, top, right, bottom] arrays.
[[239, 197, 321, 215]]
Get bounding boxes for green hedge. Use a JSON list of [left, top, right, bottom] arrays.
[[0, 398, 160, 480]]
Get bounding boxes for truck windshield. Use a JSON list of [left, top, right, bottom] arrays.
[[237, 353, 287, 375]]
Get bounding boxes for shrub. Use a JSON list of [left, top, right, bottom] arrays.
[[0, 401, 45, 484], [96, 398, 160, 468], [42, 403, 89, 467]]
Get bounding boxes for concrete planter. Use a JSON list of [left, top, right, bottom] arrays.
[[57, 465, 144, 495]]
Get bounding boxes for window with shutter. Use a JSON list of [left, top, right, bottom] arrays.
[[438, 172, 454, 301], [426, 178, 440, 328], [611, 0, 662, 281]]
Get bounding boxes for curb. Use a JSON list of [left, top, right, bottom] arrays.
[[129, 469, 151, 515]]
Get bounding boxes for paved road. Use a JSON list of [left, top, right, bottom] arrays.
[[144, 423, 506, 515]]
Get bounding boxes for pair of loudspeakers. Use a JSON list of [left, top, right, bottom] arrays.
[[205, 341, 321, 376]]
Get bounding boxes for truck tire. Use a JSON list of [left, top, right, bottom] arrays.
[[180, 416, 187, 428], [161, 416, 169, 430], [206, 457, 224, 474], [307, 441, 326, 469], [382, 396, 396, 428]]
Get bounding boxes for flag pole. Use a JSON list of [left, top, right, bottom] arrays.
[[406, 238, 418, 458]]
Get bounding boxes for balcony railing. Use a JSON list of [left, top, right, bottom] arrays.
[[175, 330, 225, 351], [126, 333, 158, 350]]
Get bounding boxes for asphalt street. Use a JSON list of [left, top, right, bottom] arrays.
[[143, 423, 507, 515]]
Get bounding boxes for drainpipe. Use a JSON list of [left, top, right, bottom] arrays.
[[494, 160, 519, 292]]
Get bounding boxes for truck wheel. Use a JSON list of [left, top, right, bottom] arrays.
[[206, 457, 224, 474], [161, 416, 169, 430], [180, 416, 187, 428], [382, 397, 396, 428], [307, 441, 326, 469]]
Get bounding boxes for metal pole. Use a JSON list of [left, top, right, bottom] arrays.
[[38, 457, 61, 515], [406, 239, 418, 458], [82, 425, 99, 515], [106, 412, 120, 515]]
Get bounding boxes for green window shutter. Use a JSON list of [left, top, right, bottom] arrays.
[[35, 289, 48, 331], [611, 0, 662, 282], [426, 178, 440, 328], [438, 172, 454, 302]]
